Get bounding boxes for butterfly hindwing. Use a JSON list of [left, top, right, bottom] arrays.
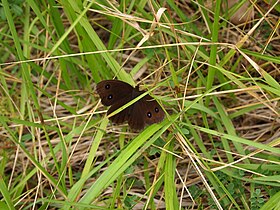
[[107, 96, 132, 124], [128, 94, 164, 130], [128, 100, 145, 130]]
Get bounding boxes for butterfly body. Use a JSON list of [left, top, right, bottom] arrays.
[[96, 80, 164, 130]]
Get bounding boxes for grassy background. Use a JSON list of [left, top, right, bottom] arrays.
[[0, 0, 280, 209]]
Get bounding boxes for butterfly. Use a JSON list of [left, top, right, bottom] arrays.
[[96, 80, 165, 130]]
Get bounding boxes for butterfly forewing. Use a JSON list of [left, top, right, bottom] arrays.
[[96, 80, 133, 106]]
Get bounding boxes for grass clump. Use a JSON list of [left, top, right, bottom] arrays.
[[0, 0, 279, 209]]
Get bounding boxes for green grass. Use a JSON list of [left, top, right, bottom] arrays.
[[0, 0, 280, 209]]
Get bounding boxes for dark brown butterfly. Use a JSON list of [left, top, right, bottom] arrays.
[[96, 80, 165, 130]]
